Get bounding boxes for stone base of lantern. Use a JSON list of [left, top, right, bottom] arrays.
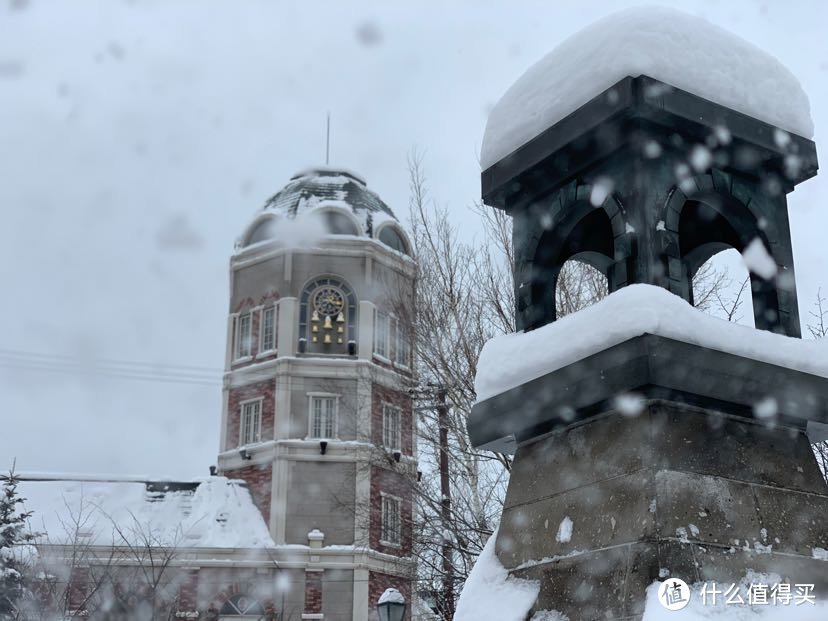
[[495, 402, 828, 620]]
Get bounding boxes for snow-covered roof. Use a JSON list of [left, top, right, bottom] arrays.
[[19, 475, 274, 549], [236, 166, 411, 254], [481, 6, 813, 169], [260, 167, 397, 231], [475, 285, 828, 403]]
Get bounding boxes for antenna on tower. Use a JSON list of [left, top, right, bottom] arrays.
[[325, 111, 331, 165]]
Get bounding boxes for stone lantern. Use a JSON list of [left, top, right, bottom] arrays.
[[468, 7, 828, 619]]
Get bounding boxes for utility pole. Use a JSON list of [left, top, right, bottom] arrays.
[[436, 385, 454, 620]]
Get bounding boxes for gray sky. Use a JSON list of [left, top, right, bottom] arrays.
[[2, 0, 828, 479]]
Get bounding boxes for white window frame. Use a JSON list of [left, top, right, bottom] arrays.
[[392, 317, 410, 368], [239, 398, 263, 446], [373, 309, 390, 360], [307, 392, 339, 440], [235, 312, 253, 360], [259, 304, 278, 354], [382, 403, 402, 451], [380, 492, 402, 547]]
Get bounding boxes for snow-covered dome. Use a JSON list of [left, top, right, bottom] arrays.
[[481, 6, 814, 169], [240, 167, 409, 255]]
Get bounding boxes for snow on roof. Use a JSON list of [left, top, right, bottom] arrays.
[[454, 529, 540, 621], [262, 167, 397, 225], [481, 6, 813, 169], [475, 284, 828, 403], [236, 166, 409, 253], [19, 476, 275, 549]]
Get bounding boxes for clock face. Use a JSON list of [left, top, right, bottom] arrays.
[[313, 286, 345, 317]]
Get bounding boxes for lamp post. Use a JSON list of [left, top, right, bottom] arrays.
[[377, 588, 406, 621]]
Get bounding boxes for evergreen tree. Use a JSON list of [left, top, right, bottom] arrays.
[[0, 463, 34, 619]]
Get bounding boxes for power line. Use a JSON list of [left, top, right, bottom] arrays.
[[0, 348, 223, 387], [0, 348, 222, 372]]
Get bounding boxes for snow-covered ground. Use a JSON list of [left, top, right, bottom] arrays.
[[475, 284, 828, 402], [455, 538, 828, 620], [481, 6, 813, 168], [453, 529, 540, 621]]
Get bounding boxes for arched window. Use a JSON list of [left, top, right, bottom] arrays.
[[298, 276, 357, 355], [246, 217, 278, 246], [323, 210, 360, 235], [378, 225, 409, 255]]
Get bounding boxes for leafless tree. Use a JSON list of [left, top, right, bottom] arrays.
[[807, 287, 828, 339], [18, 491, 191, 621], [95, 510, 185, 620], [806, 289, 828, 479], [21, 492, 117, 621]]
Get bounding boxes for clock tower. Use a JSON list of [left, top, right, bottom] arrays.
[[217, 167, 417, 620]]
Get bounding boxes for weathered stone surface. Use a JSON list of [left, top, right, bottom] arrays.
[[495, 402, 828, 620], [650, 404, 827, 494], [498, 471, 656, 568], [654, 470, 761, 547], [504, 414, 652, 509]]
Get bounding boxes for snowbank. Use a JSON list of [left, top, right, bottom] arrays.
[[454, 530, 541, 621], [20, 476, 274, 549], [481, 6, 813, 169], [475, 284, 828, 402], [642, 577, 828, 620]]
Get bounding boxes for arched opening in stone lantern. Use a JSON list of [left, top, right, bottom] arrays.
[[532, 204, 614, 326], [555, 259, 608, 318], [677, 195, 780, 332], [692, 248, 755, 327]]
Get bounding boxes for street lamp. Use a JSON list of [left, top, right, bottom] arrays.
[[377, 588, 406, 621]]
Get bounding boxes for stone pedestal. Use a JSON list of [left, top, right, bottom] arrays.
[[495, 402, 828, 620]]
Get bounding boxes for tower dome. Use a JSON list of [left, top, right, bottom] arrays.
[[240, 167, 409, 254]]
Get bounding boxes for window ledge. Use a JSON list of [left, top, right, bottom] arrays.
[[372, 353, 392, 365], [233, 355, 253, 364], [379, 540, 402, 549]]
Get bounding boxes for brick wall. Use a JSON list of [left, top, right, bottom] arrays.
[[67, 567, 89, 614], [370, 465, 414, 557], [371, 383, 413, 456], [222, 463, 273, 525], [226, 379, 275, 449], [176, 569, 199, 615], [369, 571, 412, 621], [304, 570, 323, 614]]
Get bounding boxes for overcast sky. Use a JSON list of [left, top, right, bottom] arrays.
[[2, 0, 828, 479]]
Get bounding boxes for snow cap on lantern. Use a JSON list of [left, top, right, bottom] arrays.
[[481, 5, 813, 169]]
